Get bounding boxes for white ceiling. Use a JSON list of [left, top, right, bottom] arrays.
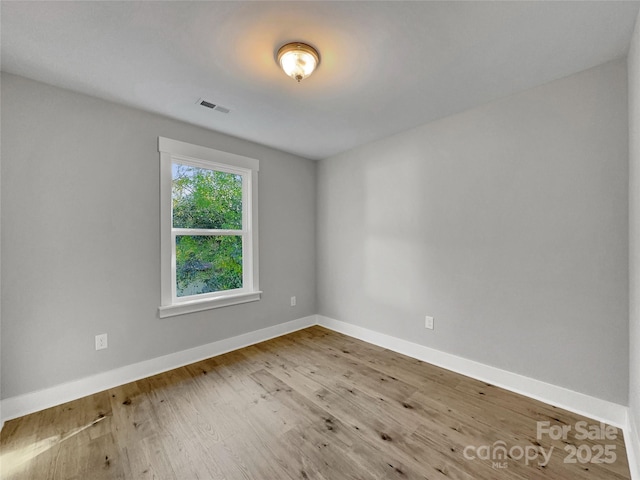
[[2, 1, 639, 160]]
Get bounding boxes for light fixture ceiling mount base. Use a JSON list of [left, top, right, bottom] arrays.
[[277, 42, 320, 83]]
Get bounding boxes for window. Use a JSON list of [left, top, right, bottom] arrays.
[[158, 137, 260, 317]]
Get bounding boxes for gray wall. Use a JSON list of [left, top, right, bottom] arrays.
[[0, 72, 3, 420], [0, 73, 317, 399], [317, 59, 629, 404], [629, 9, 640, 440]]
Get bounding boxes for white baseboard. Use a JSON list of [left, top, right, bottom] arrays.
[[317, 315, 628, 428], [627, 410, 640, 480], [0, 315, 316, 425]]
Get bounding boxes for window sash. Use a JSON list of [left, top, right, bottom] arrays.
[[170, 231, 250, 303], [170, 163, 252, 304]]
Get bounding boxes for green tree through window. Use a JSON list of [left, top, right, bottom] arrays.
[[172, 164, 243, 296]]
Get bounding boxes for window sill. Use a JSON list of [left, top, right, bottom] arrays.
[[158, 291, 262, 318]]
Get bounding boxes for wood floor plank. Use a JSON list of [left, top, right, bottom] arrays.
[[0, 326, 631, 479], [80, 433, 125, 480]]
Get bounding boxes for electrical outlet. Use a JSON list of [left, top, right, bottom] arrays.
[[425, 316, 434, 330], [95, 333, 108, 350], [290, 296, 297, 307]]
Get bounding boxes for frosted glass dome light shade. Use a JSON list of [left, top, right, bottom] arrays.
[[277, 43, 320, 82]]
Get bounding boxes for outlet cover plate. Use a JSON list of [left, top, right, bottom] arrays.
[[425, 316, 434, 330], [95, 333, 108, 350]]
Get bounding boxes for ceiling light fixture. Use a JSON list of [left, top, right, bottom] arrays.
[[277, 42, 320, 83]]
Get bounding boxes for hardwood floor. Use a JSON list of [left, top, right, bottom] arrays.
[[0, 326, 631, 479]]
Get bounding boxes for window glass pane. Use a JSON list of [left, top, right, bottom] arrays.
[[176, 235, 243, 297], [172, 163, 242, 229]]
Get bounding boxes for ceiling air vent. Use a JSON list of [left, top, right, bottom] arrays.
[[197, 98, 230, 114]]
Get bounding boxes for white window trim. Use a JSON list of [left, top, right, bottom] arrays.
[[158, 137, 260, 318]]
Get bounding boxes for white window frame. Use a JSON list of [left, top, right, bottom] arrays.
[[158, 137, 260, 318]]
